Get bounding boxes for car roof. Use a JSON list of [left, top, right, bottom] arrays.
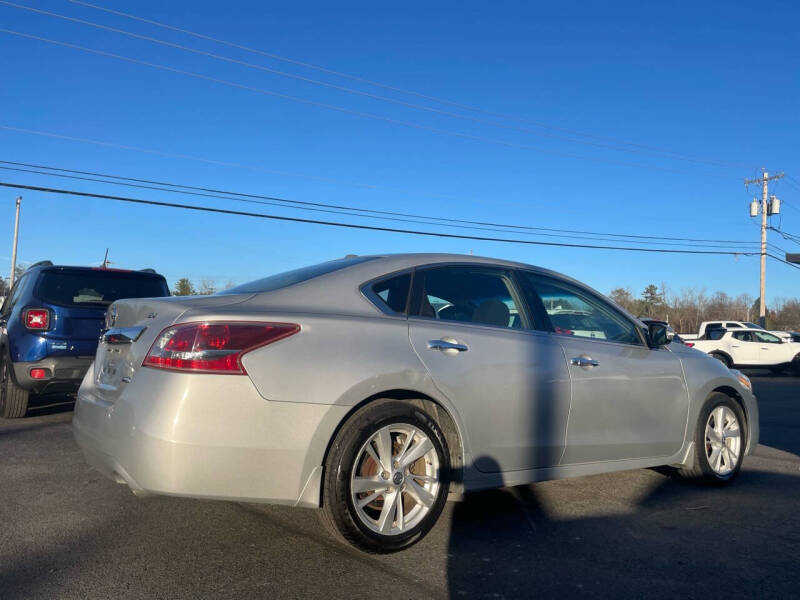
[[228, 253, 635, 320]]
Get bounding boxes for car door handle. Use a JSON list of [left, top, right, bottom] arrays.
[[570, 356, 599, 368], [427, 339, 468, 353], [731, 344, 741, 348]]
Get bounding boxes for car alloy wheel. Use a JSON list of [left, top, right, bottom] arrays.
[[321, 399, 450, 553], [349, 424, 441, 535], [704, 405, 741, 476], [678, 392, 746, 484]]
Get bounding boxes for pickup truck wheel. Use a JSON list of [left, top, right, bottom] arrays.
[[709, 352, 731, 369], [1, 360, 29, 419], [679, 393, 745, 485]]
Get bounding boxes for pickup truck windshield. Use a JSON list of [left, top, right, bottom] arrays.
[[38, 271, 169, 307]]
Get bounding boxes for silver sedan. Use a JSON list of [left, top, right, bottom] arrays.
[[73, 254, 758, 553]]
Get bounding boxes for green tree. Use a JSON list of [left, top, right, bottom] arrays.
[[172, 278, 196, 296], [640, 284, 665, 318]]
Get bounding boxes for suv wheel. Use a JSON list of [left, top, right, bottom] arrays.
[[321, 399, 450, 553], [1, 360, 29, 419], [679, 393, 745, 484], [709, 352, 732, 368]]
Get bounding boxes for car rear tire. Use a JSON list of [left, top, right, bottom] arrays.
[[678, 392, 745, 485], [320, 399, 450, 553], [0, 360, 30, 419], [709, 352, 732, 369]]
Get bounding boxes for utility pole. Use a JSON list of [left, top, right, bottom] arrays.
[[9, 196, 21, 288], [745, 170, 783, 327]]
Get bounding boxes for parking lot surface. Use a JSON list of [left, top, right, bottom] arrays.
[[1, 373, 799, 599]]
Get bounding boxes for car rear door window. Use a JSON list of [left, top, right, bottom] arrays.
[[522, 273, 642, 345], [732, 331, 754, 342], [412, 266, 524, 329]]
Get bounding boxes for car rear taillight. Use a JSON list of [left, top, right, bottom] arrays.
[[143, 322, 299, 374], [685, 342, 695, 347], [24, 309, 50, 330], [30, 368, 49, 380]]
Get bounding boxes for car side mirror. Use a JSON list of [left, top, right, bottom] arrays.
[[648, 323, 669, 347]]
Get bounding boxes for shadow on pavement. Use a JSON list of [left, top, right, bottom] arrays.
[[25, 394, 75, 417], [446, 464, 800, 599]]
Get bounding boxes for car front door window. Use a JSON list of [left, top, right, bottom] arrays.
[[753, 331, 782, 344], [520, 273, 641, 345]]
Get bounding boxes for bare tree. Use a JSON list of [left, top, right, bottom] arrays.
[[197, 279, 217, 296]]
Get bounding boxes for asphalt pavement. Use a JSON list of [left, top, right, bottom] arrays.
[[1, 373, 799, 599]]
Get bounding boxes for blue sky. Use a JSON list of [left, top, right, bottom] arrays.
[[1, 0, 798, 300]]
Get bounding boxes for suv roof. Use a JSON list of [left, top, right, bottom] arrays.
[[25, 263, 163, 276]]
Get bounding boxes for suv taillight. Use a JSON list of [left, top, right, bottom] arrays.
[[24, 308, 50, 330], [143, 322, 299, 374]]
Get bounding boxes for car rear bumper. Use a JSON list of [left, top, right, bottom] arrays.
[[72, 364, 347, 507], [12, 356, 93, 394]]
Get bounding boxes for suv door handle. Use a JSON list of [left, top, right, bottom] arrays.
[[570, 355, 599, 368], [427, 339, 468, 353]]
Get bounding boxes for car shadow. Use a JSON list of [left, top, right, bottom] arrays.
[[445, 461, 800, 598], [24, 394, 75, 418]]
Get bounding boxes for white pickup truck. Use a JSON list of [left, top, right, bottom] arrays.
[[687, 327, 800, 373], [681, 320, 791, 341]]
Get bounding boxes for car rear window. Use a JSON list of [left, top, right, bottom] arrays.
[[37, 271, 169, 307], [221, 256, 377, 294]]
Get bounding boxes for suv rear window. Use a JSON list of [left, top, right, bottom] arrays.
[[37, 271, 169, 307]]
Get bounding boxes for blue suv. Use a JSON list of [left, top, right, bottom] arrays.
[[0, 261, 169, 418]]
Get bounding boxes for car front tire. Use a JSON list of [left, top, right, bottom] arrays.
[[679, 392, 746, 484], [320, 399, 450, 553], [0, 360, 30, 419]]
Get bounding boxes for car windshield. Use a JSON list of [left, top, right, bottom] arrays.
[[220, 256, 377, 294], [37, 270, 169, 307], [744, 322, 764, 329]]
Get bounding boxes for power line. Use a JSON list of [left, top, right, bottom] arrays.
[[0, 160, 761, 248], [768, 253, 800, 271], [0, 0, 751, 169], [0, 180, 763, 256], [769, 226, 800, 246], [65, 0, 755, 170], [0, 27, 737, 179]]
